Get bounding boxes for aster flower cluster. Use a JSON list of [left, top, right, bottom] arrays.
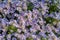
[[0, 0, 60, 40]]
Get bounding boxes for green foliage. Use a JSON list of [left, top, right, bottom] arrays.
[[11, 35, 19, 40], [0, 30, 3, 34], [26, 25, 32, 29], [25, 15, 28, 18], [52, 30, 60, 37], [26, 37, 33, 40], [4, 36, 7, 40], [47, 0, 60, 14], [36, 30, 40, 35], [27, 2, 34, 11], [14, 10, 19, 14], [45, 17, 59, 24], [0, 12, 4, 18], [45, 32, 50, 36], [20, 31, 24, 34], [52, 30, 57, 35], [48, 4, 59, 14], [41, 37, 48, 40], [0, 0, 4, 2], [6, 25, 17, 34], [37, 8, 42, 12]]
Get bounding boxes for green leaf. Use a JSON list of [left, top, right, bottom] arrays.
[[48, 4, 59, 14], [0, 12, 4, 18], [6, 25, 17, 34], [27, 2, 34, 11], [26, 37, 33, 40], [11, 35, 19, 40], [52, 30, 60, 37], [45, 17, 58, 25], [45, 32, 50, 36], [25, 15, 28, 19], [36, 30, 40, 35], [41, 37, 48, 40], [20, 31, 24, 34], [26, 25, 32, 29]]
